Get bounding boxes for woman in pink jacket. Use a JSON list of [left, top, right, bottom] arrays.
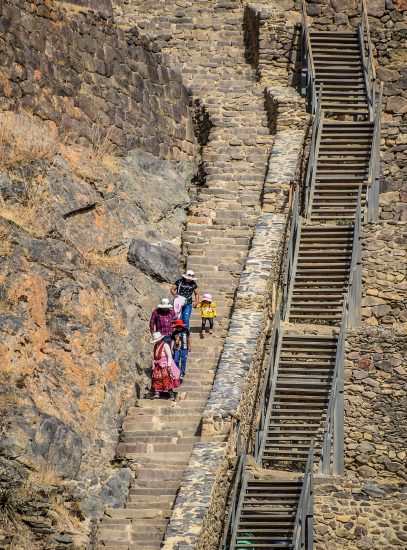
[[150, 331, 180, 400]]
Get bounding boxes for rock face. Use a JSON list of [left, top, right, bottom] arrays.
[[0, 112, 196, 546], [0, 0, 197, 161]]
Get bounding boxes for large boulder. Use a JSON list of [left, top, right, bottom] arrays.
[[127, 239, 180, 283]]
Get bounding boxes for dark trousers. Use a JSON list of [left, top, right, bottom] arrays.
[[202, 318, 214, 330]]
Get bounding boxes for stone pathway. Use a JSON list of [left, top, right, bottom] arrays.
[[96, 1, 274, 548]]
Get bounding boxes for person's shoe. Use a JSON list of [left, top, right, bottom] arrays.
[[201, 331, 205, 338], [168, 391, 176, 401], [209, 329, 213, 335], [153, 392, 160, 399], [180, 374, 184, 383]]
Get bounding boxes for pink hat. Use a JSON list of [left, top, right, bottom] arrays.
[[202, 294, 212, 301]]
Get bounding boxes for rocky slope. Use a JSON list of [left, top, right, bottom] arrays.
[[0, 84, 196, 550]]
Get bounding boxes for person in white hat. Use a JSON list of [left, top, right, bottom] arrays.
[[149, 298, 175, 345], [150, 331, 180, 400], [170, 270, 200, 330]]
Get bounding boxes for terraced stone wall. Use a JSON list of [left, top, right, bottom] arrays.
[[244, 3, 302, 87], [0, 0, 197, 160]]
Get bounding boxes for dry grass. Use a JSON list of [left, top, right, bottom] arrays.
[[51, 499, 85, 532], [0, 112, 58, 169], [57, 1, 95, 15], [60, 125, 119, 179], [0, 111, 118, 173], [26, 469, 63, 488], [82, 250, 128, 273], [0, 112, 56, 236], [0, 191, 49, 238]]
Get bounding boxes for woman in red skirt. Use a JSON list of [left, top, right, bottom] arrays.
[[150, 331, 181, 400]]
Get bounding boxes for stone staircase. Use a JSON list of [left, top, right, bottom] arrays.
[[96, 1, 274, 548], [96, 342, 224, 549]]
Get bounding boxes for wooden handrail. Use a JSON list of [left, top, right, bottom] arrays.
[[292, 440, 315, 548], [301, 0, 315, 79], [365, 82, 383, 222], [283, 185, 301, 319], [301, 0, 319, 113], [255, 297, 282, 461], [361, 0, 376, 80], [304, 86, 323, 217], [222, 449, 247, 549]]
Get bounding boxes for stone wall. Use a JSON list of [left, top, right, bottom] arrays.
[[315, 324, 406, 549], [0, 0, 197, 160], [361, 222, 407, 326], [314, 478, 407, 550], [344, 327, 406, 482]]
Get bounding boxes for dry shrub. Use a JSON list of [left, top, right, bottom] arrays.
[[60, 125, 119, 179], [0, 488, 26, 527], [0, 233, 12, 257], [0, 185, 49, 238], [89, 124, 116, 161], [0, 112, 58, 168]]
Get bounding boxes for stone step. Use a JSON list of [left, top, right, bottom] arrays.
[[121, 435, 196, 446], [126, 495, 173, 505], [130, 479, 180, 491], [135, 468, 186, 482], [117, 442, 193, 453], [123, 411, 201, 431]]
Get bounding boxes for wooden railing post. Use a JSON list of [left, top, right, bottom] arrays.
[[333, 331, 345, 475]]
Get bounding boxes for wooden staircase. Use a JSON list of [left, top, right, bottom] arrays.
[[261, 333, 337, 469], [288, 224, 353, 324], [232, 478, 302, 549], [309, 120, 374, 220], [310, 31, 369, 117]]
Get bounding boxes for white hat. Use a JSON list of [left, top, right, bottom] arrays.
[[202, 293, 212, 301], [150, 331, 164, 344], [157, 298, 173, 309], [182, 269, 196, 280]]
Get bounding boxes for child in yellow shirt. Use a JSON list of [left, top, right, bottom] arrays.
[[196, 293, 217, 338]]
